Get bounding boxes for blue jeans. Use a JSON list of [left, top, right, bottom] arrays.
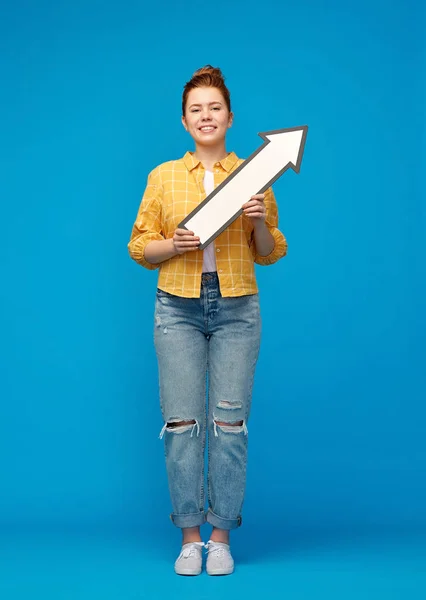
[[154, 272, 262, 530]]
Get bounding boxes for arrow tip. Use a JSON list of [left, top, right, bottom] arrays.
[[259, 126, 308, 172]]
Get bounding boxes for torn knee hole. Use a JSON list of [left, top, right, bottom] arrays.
[[217, 400, 242, 410], [213, 418, 248, 437], [159, 419, 200, 439], [167, 420, 196, 429]]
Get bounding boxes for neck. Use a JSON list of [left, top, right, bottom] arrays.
[[193, 144, 229, 171]]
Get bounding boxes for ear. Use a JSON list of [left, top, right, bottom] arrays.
[[181, 115, 188, 131], [228, 112, 234, 128]]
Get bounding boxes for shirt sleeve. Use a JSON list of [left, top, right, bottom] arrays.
[[127, 169, 165, 270], [250, 186, 288, 266]]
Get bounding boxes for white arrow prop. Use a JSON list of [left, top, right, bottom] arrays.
[[179, 125, 308, 250]]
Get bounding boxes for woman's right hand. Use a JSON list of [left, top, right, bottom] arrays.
[[172, 228, 200, 254]]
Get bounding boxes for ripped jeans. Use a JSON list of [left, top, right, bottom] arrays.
[[154, 272, 261, 530]]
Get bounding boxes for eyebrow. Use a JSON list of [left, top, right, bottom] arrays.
[[188, 102, 223, 108]]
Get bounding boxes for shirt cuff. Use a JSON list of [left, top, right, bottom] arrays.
[[253, 227, 288, 266], [128, 232, 165, 270]]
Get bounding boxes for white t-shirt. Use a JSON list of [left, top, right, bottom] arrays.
[[202, 170, 217, 273]]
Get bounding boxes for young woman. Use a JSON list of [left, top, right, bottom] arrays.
[[128, 66, 287, 576]]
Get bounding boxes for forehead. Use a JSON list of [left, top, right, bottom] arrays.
[[186, 86, 226, 106]]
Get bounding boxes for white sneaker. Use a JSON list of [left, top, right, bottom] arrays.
[[174, 542, 204, 576], [205, 540, 234, 575]]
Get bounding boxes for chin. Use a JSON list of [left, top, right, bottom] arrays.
[[197, 135, 225, 146]]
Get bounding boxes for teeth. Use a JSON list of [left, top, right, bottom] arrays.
[[201, 127, 214, 131]]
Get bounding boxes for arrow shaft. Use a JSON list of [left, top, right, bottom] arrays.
[[185, 142, 292, 244]]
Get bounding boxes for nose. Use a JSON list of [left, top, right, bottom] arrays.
[[201, 107, 212, 120]]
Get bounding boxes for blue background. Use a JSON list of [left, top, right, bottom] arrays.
[[0, 0, 425, 597]]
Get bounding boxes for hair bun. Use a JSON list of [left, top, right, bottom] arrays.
[[193, 65, 225, 82]]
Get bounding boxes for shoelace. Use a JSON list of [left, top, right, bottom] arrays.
[[205, 541, 228, 558], [180, 541, 204, 559]]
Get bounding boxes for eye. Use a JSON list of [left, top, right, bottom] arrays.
[[191, 108, 200, 113], [212, 107, 221, 111]]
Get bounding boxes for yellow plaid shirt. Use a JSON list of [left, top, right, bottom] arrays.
[[128, 151, 288, 298]]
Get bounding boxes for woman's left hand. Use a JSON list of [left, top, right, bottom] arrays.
[[242, 194, 266, 227]]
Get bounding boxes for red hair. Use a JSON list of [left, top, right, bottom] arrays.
[[182, 65, 231, 116]]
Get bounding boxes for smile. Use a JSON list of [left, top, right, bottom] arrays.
[[199, 126, 216, 133]]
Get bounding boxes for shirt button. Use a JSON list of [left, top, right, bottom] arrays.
[[216, 248, 220, 253], [219, 269, 223, 273]]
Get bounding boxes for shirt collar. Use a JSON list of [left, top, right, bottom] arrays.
[[183, 151, 239, 173]]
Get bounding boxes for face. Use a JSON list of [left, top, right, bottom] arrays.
[[182, 87, 233, 148]]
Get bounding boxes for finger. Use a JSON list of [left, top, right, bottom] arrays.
[[245, 198, 264, 206], [250, 194, 265, 201], [244, 212, 266, 219], [177, 245, 200, 253], [175, 240, 200, 247], [174, 234, 200, 241], [243, 206, 266, 215], [177, 241, 200, 247], [175, 228, 195, 236], [242, 200, 260, 209]]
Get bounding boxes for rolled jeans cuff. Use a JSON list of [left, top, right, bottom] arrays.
[[170, 510, 206, 529], [205, 508, 242, 530]]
